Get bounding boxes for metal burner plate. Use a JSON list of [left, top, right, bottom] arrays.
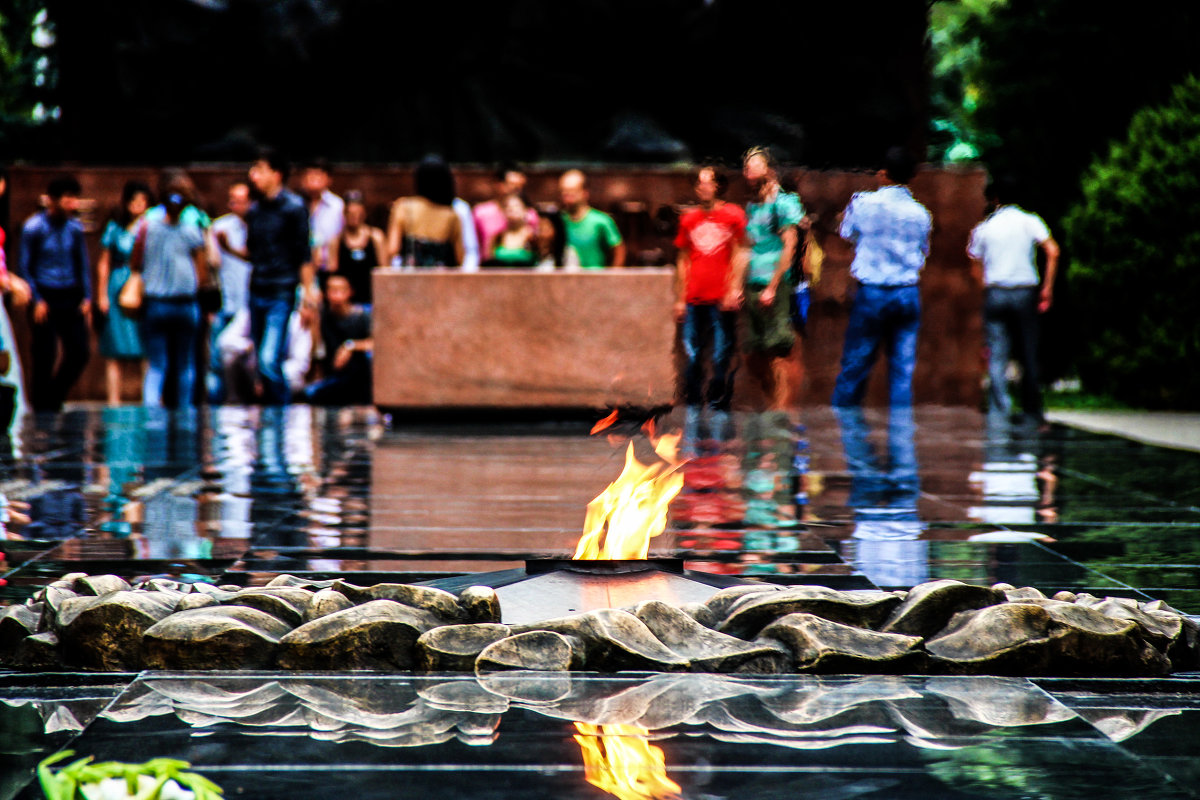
[[495, 569, 726, 625]]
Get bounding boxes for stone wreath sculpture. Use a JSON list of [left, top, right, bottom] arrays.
[[1, 573, 1196, 676]]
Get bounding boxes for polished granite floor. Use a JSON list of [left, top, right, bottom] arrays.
[[2, 403, 1199, 799]]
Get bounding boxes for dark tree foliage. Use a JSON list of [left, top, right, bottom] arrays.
[[966, 0, 1200, 382], [972, 0, 1200, 226], [0, 0, 60, 152], [33, 0, 927, 166], [1063, 77, 1200, 409]]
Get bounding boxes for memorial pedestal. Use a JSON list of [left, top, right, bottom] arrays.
[[373, 269, 676, 411]]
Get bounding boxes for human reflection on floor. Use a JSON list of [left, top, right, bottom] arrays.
[[970, 410, 1060, 526], [835, 406, 926, 589], [46, 405, 378, 579], [675, 410, 812, 577]]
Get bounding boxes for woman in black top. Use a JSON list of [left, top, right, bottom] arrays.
[[386, 155, 463, 267], [327, 191, 386, 305]]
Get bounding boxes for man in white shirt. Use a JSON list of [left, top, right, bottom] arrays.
[[967, 175, 1060, 427], [300, 159, 344, 279], [208, 181, 253, 403]]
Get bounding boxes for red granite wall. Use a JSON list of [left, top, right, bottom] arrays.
[[3, 164, 987, 407]]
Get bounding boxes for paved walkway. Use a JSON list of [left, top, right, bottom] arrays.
[[1047, 409, 1200, 453]]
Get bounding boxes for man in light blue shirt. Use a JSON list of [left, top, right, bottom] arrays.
[[833, 147, 932, 407]]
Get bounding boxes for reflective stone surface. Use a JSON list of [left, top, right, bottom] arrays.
[[3, 402, 1200, 797], [2, 672, 1193, 799]]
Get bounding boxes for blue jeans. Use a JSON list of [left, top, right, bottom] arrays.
[[833, 284, 921, 407], [141, 297, 200, 408], [206, 310, 237, 404], [249, 291, 295, 404], [984, 286, 1042, 421], [30, 288, 90, 411], [303, 355, 373, 405], [834, 405, 918, 508], [682, 304, 736, 410]]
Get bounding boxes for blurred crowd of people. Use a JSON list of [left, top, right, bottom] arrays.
[[675, 144, 1057, 448], [0, 153, 632, 414], [0, 145, 1057, 427]]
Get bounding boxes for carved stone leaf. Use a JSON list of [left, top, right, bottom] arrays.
[[519, 609, 691, 671], [1087, 598, 1182, 650], [267, 574, 337, 590], [305, 588, 355, 622], [143, 606, 293, 669], [881, 580, 1005, 637], [926, 602, 1169, 676], [278, 599, 440, 670], [0, 604, 43, 656], [13, 632, 62, 670], [333, 581, 465, 623], [74, 574, 132, 596], [633, 600, 789, 673], [416, 623, 512, 672], [718, 587, 902, 639], [36, 586, 79, 631], [458, 586, 502, 624], [475, 631, 582, 673], [143, 578, 190, 594], [758, 613, 924, 673], [223, 588, 313, 626], [701, 585, 785, 625], [56, 591, 177, 671]]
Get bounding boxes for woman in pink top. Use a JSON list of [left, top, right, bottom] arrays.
[[472, 165, 540, 261]]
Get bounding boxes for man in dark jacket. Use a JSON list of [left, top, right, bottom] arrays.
[[245, 149, 312, 404], [18, 176, 91, 411]]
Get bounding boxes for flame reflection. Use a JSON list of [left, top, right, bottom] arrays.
[[573, 723, 682, 800]]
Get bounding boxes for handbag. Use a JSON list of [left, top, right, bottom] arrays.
[[788, 229, 822, 335], [117, 271, 144, 314], [120, 220, 149, 314]]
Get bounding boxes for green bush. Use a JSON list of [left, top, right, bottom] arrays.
[[1063, 75, 1200, 408]]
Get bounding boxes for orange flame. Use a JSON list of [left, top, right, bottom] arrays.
[[573, 723, 682, 800], [591, 409, 621, 435], [574, 433, 684, 560]]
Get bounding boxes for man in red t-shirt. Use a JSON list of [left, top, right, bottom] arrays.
[[674, 165, 746, 440]]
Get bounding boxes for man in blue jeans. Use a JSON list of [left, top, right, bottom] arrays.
[[833, 147, 932, 407], [245, 149, 312, 404], [674, 165, 745, 442], [968, 175, 1060, 428], [17, 176, 92, 411]]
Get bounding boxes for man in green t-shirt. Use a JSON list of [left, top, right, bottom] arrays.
[[559, 169, 625, 269]]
